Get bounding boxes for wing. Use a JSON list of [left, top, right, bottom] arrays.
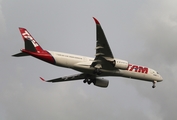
[[40, 73, 93, 83], [40, 74, 109, 88], [91, 17, 115, 70]]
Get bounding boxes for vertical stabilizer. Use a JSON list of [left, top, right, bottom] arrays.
[[19, 28, 44, 52]]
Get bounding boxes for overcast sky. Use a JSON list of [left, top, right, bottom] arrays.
[[1, 0, 177, 120]]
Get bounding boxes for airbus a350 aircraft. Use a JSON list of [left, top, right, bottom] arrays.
[[13, 17, 163, 88]]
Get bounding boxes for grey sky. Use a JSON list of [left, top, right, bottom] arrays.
[[1, 0, 177, 120]]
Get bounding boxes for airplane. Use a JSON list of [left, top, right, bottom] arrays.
[[12, 17, 163, 88]]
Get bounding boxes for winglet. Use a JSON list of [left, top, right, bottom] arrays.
[[93, 17, 100, 25], [40, 77, 46, 82]]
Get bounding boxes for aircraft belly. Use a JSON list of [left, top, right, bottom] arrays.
[[73, 64, 121, 76], [72, 64, 93, 74], [119, 70, 153, 82]]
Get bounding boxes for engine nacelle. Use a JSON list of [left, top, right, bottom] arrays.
[[93, 78, 109, 88], [113, 59, 129, 70]]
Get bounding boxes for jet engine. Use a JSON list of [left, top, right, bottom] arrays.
[[112, 59, 129, 70], [93, 78, 109, 88]]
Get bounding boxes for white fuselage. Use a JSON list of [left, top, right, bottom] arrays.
[[48, 51, 163, 83]]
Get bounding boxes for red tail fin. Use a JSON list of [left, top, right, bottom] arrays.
[[19, 27, 43, 52]]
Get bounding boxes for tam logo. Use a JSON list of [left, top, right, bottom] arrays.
[[128, 64, 148, 74], [22, 30, 33, 40], [22, 30, 39, 47]]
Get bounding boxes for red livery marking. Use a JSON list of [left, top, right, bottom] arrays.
[[40, 77, 46, 82], [21, 49, 56, 65], [93, 17, 100, 25], [22, 30, 34, 40], [40, 77, 45, 81], [128, 64, 148, 74]]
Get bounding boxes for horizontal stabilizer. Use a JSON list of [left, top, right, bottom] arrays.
[[12, 52, 29, 57]]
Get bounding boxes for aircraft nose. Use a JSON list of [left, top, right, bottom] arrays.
[[158, 75, 163, 82]]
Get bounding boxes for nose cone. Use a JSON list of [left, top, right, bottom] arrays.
[[158, 75, 163, 82]]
